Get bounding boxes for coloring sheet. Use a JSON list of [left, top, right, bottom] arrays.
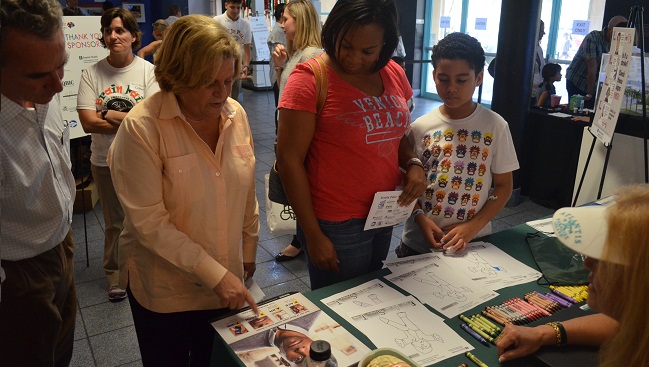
[[320, 279, 407, 316], [383, 252, 442, 273], [440, 241, 542, 290], [346, 296, 473, 366], [386, 255, 499, 318]]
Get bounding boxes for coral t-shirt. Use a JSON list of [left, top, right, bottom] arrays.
[[279, 60, 413, 221]]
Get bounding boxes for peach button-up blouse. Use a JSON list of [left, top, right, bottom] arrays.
[[108, 90, 259, 313]]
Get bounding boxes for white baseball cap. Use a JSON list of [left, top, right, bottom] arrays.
[[552, 205, 625, 265]]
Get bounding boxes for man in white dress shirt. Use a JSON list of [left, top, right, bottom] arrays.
[[0, 0, 77, 365]]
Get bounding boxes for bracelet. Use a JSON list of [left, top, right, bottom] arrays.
[[411, 208, 425, 220], [406, 157, 424, 169], [101, 108, 109, 120], [546, 322, 567, 346]]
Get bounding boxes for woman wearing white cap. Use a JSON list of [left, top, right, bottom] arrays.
[[496, 184, 649, 366]]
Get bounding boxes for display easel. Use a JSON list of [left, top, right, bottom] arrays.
[[572, 6, 647, 206]]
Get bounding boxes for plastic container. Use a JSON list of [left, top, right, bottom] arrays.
[[359, 348, 422, 367], [306, 340, 338, 367]]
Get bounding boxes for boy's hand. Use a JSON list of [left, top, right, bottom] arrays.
[[440, 221, 482, 253], [415, 215, 445, 249], [399, 166, 427, 206]]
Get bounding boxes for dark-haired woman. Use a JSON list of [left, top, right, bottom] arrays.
[[77, 7, 159, 301], [536, 63, 562, 108], [276, 0, 426, 290]]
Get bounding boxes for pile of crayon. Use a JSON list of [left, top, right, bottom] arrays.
[[550, 285, 588, 303], [458, 286, 589, 348], [458, 313, 501, 347]]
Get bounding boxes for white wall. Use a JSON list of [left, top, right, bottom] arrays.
[[573, 129, 649, 205]]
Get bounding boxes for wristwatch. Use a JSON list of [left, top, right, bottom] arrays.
[[101, 108, 109, 120]]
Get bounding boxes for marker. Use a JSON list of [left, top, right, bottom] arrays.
[[466, 351, 489, 367], [460, 323, 490, 347]]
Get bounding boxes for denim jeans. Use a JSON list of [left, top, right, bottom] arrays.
[[297, 218, 393, 290]]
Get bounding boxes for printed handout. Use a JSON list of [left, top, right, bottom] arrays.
[[346, 296, 473, 366], [320, 279, 407, 316], [441, 242, 542, 290], [364, 190, 416, 230], [212, 293, 370, 367], [386, 255, 499, 318]]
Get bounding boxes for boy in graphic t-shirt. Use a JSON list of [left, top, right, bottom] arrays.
[[397, 32, 520, 257]]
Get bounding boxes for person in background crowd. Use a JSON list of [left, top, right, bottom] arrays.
[[497, 184, 649, 367], [536, 63, 562, 108], [531, 20, 546, 105], [267, 3, 286, 133], [166, 4, 182, 26], [0, 0, 77, 365], [137, 19, 169, 63], [108, 15, 259, 366], [566, 15, 627, 109], [63, 0, 87, 15], [271, 0, 323, 263], [77, 7, 159, 302], [276, 0, 426, 290], [102, 1, 114, 13], [214, 0, 252, 102]]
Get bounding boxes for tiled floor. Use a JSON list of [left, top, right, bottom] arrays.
[[69, 89, 554, 366]]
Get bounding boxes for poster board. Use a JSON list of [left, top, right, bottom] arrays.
[[249, 16, 271, 88], [62, 16, 109, 139], [590, 27, 635, 145], [249, 16, 270, 61], [212, 292, 370, 367]]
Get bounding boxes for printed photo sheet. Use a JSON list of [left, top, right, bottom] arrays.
[[440, 241, 542, 290], [386, 255, 499, 318], [320, 279, 407, 316], [346, 296, 473, 366], [212, 293, 370, 367]]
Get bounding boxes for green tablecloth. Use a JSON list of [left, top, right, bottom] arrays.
[[212, 223, 596, 367]]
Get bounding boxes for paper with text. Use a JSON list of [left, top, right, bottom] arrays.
[[364, 190, 416, 231]]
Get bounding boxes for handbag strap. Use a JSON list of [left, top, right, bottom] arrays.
[[305, 55, 328, 118]]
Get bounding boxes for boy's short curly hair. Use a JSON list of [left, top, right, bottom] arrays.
[[431, 32, 485, 73]]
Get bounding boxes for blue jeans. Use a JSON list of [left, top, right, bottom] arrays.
[[297, 218, 393, 290]]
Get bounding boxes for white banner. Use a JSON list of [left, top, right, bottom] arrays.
[[62, 16, 109, 139], [591, 27, 635, 145]]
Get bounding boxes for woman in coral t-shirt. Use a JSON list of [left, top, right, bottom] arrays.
[[277, 0, 426, 290]]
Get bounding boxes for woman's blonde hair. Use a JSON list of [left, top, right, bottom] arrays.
[[597, 184, 649, 367], [154, 15, 242, 94], [284, 0, 321, 57]]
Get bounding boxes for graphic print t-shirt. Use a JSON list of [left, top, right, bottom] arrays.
[[279, 60, 413, 221], [77, 57, 158, 167], [401, 105, 519, 253]]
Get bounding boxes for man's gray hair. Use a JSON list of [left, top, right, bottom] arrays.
[[1, 0, 63, 39]]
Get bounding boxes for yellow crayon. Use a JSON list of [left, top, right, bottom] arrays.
[[475, 314, 501, 331], [466, 351, 489, 367]]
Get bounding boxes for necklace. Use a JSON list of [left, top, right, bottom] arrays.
[[179, 105, 207, 123]]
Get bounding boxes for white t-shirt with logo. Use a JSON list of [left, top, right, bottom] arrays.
[[400, 104, 520, 253], [77, 56, 159, 167], [213, 13, 252, 47]]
